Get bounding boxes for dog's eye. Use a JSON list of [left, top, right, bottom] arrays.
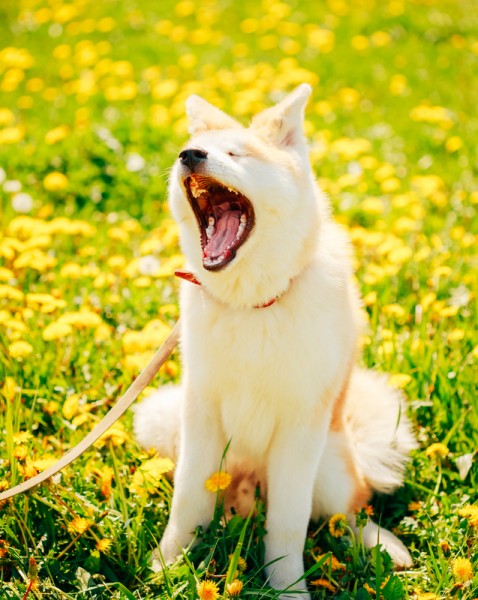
[[227, 151, 247, 158]]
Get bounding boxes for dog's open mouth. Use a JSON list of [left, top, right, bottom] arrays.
[[184, 174, 255, 271]]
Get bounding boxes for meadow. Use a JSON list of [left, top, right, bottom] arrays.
[[0, 0, 477, 597]]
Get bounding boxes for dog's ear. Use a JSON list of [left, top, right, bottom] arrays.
[[185, 95, 242, 136], [251, 84, 311, 148]]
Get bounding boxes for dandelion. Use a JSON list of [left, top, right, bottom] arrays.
[[14, 445, 28, 460], [2, 377, 17, 400], [197, 579, 220, 600], [57, 309, 103, 329], [316, 553, 345, 571], [129, 456, 174, 495], [13, 431, 32, 444], [452, 557, 473, 582], [229, 554, 247, 573], [95, 422, 130, 448], [43, 172, 69, 191], [226, 579, 244, 596], [205, 470, 232, 493], [311, 578, 336, 592], [328, 513, 347, 538], [43, 321, 73, 341], [8, 340, 33, 358], [458, 505, 478, 527], [89, 465, 115, 498], [43, 401, 59, 415], [96, 538, 113, 553], [67, 517, 92, 535], [425, 443, 449, 459]]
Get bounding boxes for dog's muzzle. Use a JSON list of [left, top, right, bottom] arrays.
[[179, 148, 208, 172]]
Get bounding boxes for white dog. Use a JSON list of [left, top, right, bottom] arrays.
[[134, 84, 416, 598]]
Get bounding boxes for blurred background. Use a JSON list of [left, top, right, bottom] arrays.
[[0, 1, 477, 598]]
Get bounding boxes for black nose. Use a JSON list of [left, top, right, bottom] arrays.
[[179, 148, 208, 171]]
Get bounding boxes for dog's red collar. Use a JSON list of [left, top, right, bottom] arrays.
[[174, 269, 278, 309]]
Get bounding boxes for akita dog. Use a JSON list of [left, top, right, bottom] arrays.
[[134, 84, 416, 598]]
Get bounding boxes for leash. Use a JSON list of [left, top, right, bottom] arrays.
[[0, 268, 278, 502], [0, 321, 180, 502]]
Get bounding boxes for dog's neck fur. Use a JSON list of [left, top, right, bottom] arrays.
[[175, 268, 286, 309]]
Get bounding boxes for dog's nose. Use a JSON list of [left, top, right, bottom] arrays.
[[179, 148, 208, 171]]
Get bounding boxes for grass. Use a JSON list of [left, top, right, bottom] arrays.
[[0, 0, 477, 598]]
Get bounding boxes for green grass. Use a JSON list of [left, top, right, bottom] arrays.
[[0, 0, 477, 598]]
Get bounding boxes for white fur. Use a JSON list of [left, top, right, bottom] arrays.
[[133, 86, 416, 598]]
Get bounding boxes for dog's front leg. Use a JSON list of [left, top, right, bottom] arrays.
[[264, 422, 329, 600], [155, 389, 223, 569]]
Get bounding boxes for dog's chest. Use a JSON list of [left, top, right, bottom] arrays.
[[181, 283, 356, 458]]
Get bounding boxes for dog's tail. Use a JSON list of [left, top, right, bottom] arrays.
[[345, 368, 417, 494], [132, 384, 182, 462]]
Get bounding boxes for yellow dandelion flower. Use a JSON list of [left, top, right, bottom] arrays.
[[13, 431, 32, 444], [316, 553, 346, 571], [43, 321, 73, 341], [228, 554, 247, 573], [43, 401, 59, 415], [226, 579, 244, 596], [458, 505, 478, 527], [197, 579, 220, 600], [43, 171, 69, 191], [205, 470, 232, 493], [129, 456, 174, 495], [67, 517, 92, 535], [452, 557, 473, 582], [96, 538, 113, 553], [8, 340, 33, 358], [44, 125, 69, 145], [363, 582, 375, 595], [329, 513, 347, 538], [0, 284, 24, 301], [94, 422, 130, 448], [416, 593, 437, 600], [30, 457, 58, 472], [57, 309, 103, 329], [311, 578, 336, 592], [14, 445, 28, 461], [425, 443, 449, 459]]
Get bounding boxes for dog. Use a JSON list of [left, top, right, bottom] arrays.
[[134, 84, 416, 598]]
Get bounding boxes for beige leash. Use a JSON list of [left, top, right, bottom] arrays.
[[0, 320, 180, 502]]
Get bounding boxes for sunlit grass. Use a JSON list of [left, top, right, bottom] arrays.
[[0, 0, 477, 597]]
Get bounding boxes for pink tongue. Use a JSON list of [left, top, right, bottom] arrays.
[[203, 210, 241, 259]]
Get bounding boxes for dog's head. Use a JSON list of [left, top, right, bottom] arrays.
[[169, 84, 324, 309]]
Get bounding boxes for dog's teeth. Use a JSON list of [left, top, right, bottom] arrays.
[[206, 218, 215, 240], [236, 214, 247, 240]]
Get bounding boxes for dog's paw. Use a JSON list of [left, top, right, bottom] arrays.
[[151, 548, 165, 573], [380, 535, 413, 569], [361, 521, 413, 568]]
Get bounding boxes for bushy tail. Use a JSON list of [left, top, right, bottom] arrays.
[[345, 368, 417, 494], [132, 384, 182, 462]]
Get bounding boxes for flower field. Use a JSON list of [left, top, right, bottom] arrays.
[[0, 0, 477, 598]]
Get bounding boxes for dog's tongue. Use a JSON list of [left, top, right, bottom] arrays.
[[203, 209, 241, 259]]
